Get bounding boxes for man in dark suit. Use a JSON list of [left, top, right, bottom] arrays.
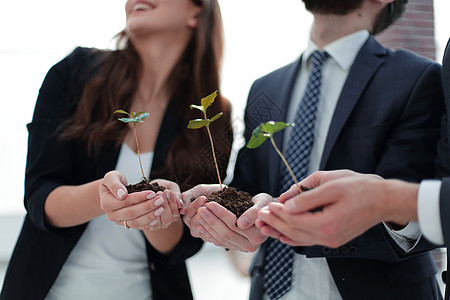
[[256, 37, 450, 299], [182, 0, 444, 299]]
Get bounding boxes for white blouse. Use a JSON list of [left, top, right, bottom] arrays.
[[46, 144, 154, 300]]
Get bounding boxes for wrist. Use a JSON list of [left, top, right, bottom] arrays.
[[382, 179, 418, 225]]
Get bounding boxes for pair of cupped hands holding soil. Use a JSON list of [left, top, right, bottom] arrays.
[[105, 91, 311, 251], [99, 169, 312, 254], [98, 170, 266, 252]]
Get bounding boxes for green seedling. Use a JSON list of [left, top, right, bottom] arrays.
[[114, 110, 150, 182], [187, 90, 224, 190], [247, 121, 302, 193]]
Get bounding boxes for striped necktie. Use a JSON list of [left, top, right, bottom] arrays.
[[263, 50, 329, 300]]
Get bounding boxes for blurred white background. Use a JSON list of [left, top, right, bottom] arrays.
[[0, 1, 449, 299]]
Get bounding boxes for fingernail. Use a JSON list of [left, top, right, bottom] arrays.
[[258, 213, 266, 222], [199, 210, 208, 219], [154, 197, 164, 206], [154, 207, 165, 216], [146, 192, 156, 199], [117, 189, 126, 199], [198, 227, 205, 235], [149, 220, 158, 226], [208, 204, 216, 213], [287, 201, 296, 211], [164, 190, 171, 198], [238, 216, 250, 228]]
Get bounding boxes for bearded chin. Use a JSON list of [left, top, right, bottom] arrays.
[[302, 0, 365, 15]]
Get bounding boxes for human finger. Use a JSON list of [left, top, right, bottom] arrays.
[[181, 184, 222, 207], [278, 233, 314, 246], [150, 178, 180, 193], [279, 184, 302, 203], [187, 213, 209, 238], [257, 206, 322, 246], [164, 189, 181, 217], [101, 170, 129, 200], [299, 170, 359, 191], [206, 202, 267, 252], [256, 215, 282, 239], [197, 206, 255, 251], [237, 193, 273, 229], [283, 183, 338, 214], [193, 221, 222, 245], [157, 191, 181, 228], [182, 196, 207, 227], [257, 204, 294, 236], [108, 191, 161, 225]]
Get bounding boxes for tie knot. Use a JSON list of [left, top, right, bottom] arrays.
[[309, 50, 329, 68]]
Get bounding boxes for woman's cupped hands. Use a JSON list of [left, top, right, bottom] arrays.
[[99, 171, 183, 231]]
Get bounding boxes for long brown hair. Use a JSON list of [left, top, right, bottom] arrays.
[[62, 0, 232, 189]]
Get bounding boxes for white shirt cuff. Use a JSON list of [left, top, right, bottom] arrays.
[[418, 180, 444, 245], [383, 222, 421, 253]]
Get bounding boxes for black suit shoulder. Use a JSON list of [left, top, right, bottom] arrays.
[[440, 39, 450, 248]]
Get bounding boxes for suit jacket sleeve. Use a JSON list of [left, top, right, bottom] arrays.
[[24, 48, 97, 232], [343, 59, 444, 260], [439, 39, 450, 249]]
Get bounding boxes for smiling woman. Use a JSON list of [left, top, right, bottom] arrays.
[[0, 0, 234, 300], [125, 0, 201, 39], [1, 0, 450, 299]]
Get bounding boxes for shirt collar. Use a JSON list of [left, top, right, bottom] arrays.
[[303, 30, 370, 71]]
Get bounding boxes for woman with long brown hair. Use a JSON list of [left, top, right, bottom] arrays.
[[0, 0, 232, 299]]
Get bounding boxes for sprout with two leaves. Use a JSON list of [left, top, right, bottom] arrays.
[[246, 121, 302, 194], [114, 110, 150, 182], [187, 90, 224, 190]]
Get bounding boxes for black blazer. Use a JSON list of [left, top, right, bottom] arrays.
[[0, 48, 207, 300], [437, 38, 450, 300], [232, 36, 444, 299], [440, 178, 450, 300]]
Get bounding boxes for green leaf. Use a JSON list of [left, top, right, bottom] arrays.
[[210, 112, 223, 123], [135, 112, 150, 121], [114, 109, 131, 117], [262, 121, 293, 135], [246, 124, 269, 149], [190, 104, 204, 112], [246, 134, 269, 149], [201, 90, 217, 111], [187, 119, 210, 129], [117, 117, 134, 123], [135, 111, 149, 117]]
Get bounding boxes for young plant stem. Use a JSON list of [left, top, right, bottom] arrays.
[[269, 136, 302, 194], [133, 125, 147, 182], [206, 125, 223, 191]]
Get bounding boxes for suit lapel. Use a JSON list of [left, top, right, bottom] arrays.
[[320, 36, 387, 169], [268, 57, 303, 194]]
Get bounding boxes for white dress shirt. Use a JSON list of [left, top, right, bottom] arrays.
[[265, 30, 371, 300], [265, 29, 423, 300], [46, 143, 154, 300], [418, 180, 444, 244]]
